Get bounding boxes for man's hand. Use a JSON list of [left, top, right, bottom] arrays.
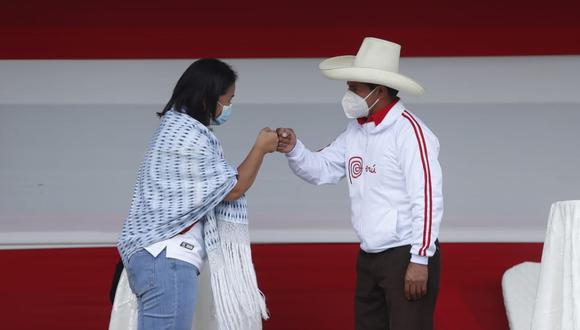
[[276, 128, 297, 153], [404, 262, 428, 301]]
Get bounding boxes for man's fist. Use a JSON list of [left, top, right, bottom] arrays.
[[276, 128, 297, 154]]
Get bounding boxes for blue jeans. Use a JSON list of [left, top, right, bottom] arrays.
[[126, 249, 199, 330]]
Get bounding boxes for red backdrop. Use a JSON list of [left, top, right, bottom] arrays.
[[0, 243, 543, 329], [1, 0, 579, 58]]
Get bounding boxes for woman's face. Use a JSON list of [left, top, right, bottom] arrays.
[[215, 84, 236, 117]]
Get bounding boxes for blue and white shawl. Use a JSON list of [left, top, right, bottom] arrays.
[[117, 109, 268, 330]]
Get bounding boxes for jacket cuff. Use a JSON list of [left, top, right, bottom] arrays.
[[285, 140, 305, 159], [410, 254, 429, 265]]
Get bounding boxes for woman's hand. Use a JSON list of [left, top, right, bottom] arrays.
[[255, 128, 279, 154]]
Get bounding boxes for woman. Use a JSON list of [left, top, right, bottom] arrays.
[[116, 58, 276, 330]]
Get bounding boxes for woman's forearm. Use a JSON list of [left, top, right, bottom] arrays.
[[224, 145, 266, 201]]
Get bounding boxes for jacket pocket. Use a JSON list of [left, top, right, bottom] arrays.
[[363, 209, 399, 248]]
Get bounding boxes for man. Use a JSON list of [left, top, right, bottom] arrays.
[[276, 37, 443, 330]]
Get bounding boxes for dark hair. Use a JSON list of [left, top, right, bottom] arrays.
[[157, 58, 237, 126], [364, 83, 399, 99]]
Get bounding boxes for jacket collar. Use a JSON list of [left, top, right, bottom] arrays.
[[357, 97, 400, 126]]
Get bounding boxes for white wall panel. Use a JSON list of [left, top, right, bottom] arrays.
[[1, 57, 579, 247]]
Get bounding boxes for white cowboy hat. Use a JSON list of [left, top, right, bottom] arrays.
[[319, 37, 424, 95]]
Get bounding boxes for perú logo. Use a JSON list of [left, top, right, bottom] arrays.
[[348, 157, 377, 183], [348, 156, 363, 184]]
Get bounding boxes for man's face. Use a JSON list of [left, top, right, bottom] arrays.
[[347, 81, 377, 108]]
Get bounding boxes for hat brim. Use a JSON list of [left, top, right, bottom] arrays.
[[319, 55, 425, 96]]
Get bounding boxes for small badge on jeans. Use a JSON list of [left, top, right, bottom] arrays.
[[180, 242, 194, 250]]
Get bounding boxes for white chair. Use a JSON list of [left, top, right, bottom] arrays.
[[503, 261, 541, 330], [502, 200, 580, 330]]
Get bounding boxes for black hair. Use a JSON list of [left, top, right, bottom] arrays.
[[364, 83, 399, 99], [157, 58, 237, 126]]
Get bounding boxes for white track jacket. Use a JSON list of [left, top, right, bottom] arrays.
[[286, 100, 443, 265]]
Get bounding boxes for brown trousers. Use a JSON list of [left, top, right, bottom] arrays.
[[355, 243, 440, 330]]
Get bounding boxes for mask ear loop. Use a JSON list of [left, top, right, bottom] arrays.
[[215, 102, 226, 123], [363, 87, 379, 101], [364, 87, 380, 112]]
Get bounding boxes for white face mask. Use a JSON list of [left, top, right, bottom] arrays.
[[341, 87, 379, 119]]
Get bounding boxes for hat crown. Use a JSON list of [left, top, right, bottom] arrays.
[[353, 37, 401, 73]]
